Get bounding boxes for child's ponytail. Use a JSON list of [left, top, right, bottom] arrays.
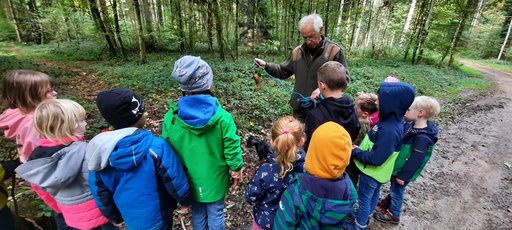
[[270, 116, 304, 178]]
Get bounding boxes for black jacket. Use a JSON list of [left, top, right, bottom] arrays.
[[304, 96, 360, 152]]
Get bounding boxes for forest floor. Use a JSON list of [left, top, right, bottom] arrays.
[[3, 45, 512, 229]]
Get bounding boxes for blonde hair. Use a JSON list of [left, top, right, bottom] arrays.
[[355, 92, 378, 115], [2, 70, 55, 114], [411, 96, 441, 119], [34, 99, 86, 145], [270, 116, 304, 178]]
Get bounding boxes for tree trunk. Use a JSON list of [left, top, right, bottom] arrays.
[[399, 0, 417, 47], [175, 0, 185, 53], [325, 0, 330, 37], [447, 0, 478, 66], [6, 0, 22, 42], [207, 1, 213, 53], [336, 0, 345, 36], [97, 0, 118, 46], [155, 0, 163, 29], [417, 0, 435, 63], [353, 0, 367, 48], [132, 0, 147, 62], [141, 0, 156, 47], [188, 0, 195, 52], [235, 0, 239, 58], [88, 0, 117, 56], [112, 0, 128, 59], [498, 18, 512, 60], [468, 0, 483, 37], [213, 0, 224, 60]]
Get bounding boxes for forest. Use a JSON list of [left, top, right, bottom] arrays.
[[0, 0, 511, 63], [1, 0, 512, 229]]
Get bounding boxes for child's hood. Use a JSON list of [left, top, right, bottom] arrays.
[[0, 108, 33, 139], [170, 94, 222, 135], [177, 95, 218, 126], [296, 173, 355, 225], [378, 82, 415, 122], [15, 141, 87, 189], [406, 121, 439, 143], [85, 127, 138, 171], [108, 129, 153, 172]]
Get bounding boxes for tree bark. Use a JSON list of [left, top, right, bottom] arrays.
[[141, 0, 156, 47], [468, 0, 483, 37], [399, 0, 417, 47], [112, 0, 128, 59], [336, 0, 345, 36], [353, 0, 368, 48], [417, 0, 435, 63], [213, 0, 224, 60], [97, 0, 118, 46], [6, 0, 22, 42], [498, 18, 512, 60], [88, 0, 117, 56], [132, 0, 146, 62], [188, 0, 195, 52], [175, 0, 185, 53]]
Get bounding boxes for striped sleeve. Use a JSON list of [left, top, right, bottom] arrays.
[[273, 187, 299, 230]]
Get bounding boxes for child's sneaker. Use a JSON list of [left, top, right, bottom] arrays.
[[376, 197, 389, 211], [374, 210, 400, 224]]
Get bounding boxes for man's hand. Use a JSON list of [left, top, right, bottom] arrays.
[[254, 58, 267, 69], [396, 177, 405, 185], [310, 88, 321, 102], [230, 168, 243, 188]]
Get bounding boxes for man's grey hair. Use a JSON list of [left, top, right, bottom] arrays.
[[299, 14, 323, 32]]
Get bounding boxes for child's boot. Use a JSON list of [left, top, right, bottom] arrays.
[[376, 196, 390, 211], [374, 210, 400, 224]]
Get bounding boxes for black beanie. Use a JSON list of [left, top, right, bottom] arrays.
[[96, 88, 145, 129]]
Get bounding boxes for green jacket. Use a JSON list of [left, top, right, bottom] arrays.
[[265, 36, 349, 111], [161, 95, 243, 202], [354, 135, 399, 183], [0, 161, 19, 209]]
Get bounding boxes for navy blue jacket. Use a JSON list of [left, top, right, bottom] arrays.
[[88, 129, 192, 230], [245, 148, 306, 230], [393, 121, 439, 181], [352, 82, 415, 167], [304, 96, 360, 152]]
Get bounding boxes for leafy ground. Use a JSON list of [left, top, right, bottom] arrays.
[[0, 41, 503, 229]]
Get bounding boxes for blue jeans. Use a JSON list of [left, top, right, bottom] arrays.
[[356, 173, 382, 226], [54, 212, 119, 230], [386, 175, 409, 218], [0, 206, 15, 230], [191, 197, 225, 230]]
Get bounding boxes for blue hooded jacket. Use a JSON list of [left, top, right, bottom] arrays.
[[87, 129, 192, 230], [352, 81, 415, 183]]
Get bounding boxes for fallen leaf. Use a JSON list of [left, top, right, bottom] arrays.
[[428, 203, 434, 207], [250, 122, 255, 126], [505, 162, 511, 168], [508, 208, 512, 213]]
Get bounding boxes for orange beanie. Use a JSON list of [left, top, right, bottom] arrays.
[[305, 122, 352, 180]]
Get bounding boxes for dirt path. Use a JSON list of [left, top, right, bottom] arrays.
[[370, 61, 512, 230]]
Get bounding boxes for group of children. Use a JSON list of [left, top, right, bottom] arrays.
[[245, 62, 441, 230], [0, 55, 440, 230]]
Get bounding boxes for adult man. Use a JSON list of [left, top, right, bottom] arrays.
[[254, 13, 349, 122]]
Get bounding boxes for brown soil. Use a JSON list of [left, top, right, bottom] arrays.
[[369, 61, 512, 229]]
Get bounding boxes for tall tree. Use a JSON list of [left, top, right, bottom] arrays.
[[399, 0, 417, 47], [88, 0, 117, 55], [141, 0, 156, 47], [6, 0, 22, 42], [111, 0, 128, 59], [468, 0, 483, 37], [416, 0, 435, 63], [213, 0, 224, 60], [97, 0, 117, 46], [132, 0, 147, 62]]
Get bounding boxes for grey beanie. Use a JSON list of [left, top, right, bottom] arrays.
[[171, 56, 213, 93]]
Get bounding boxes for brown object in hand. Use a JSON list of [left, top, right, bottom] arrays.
[[253, 74, 263, 90]]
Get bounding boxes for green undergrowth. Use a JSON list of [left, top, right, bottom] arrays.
[[460, 58, 512, 72], [0, 41, 492, 133]]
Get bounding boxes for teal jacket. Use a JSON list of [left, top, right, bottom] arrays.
[[393, 121, 439, 182], [162, 95, 243, 203], [273, 173, 357, 230]]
